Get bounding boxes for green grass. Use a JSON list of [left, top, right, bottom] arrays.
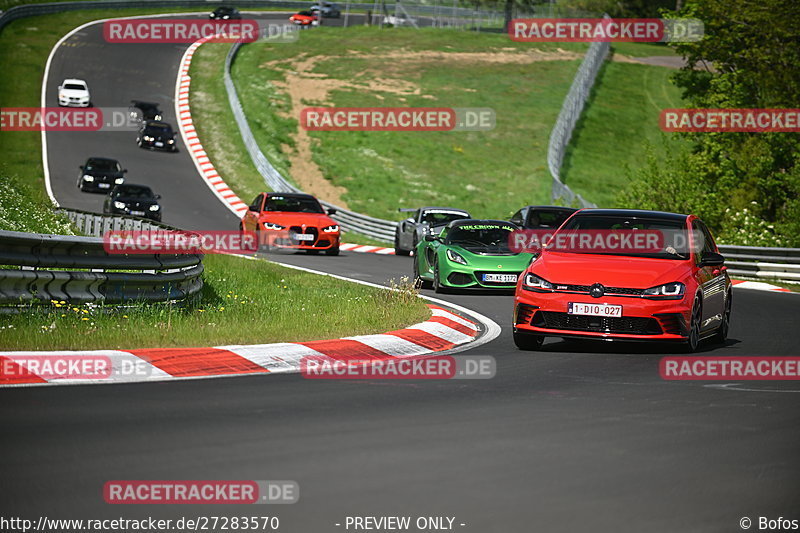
[[210, 26, 686, 218], [559, 60, 688, 206], [227, 26, 589, 221], [0, 253, 430, 350], [0, 173, 75, 234]]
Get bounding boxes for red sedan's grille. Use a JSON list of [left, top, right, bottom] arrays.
[[532, 311, 662, 335], [289, 226, 318, 244], [560, 284, 645, 296]]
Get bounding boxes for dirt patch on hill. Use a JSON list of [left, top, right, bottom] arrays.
[[258, 47, 613, 206]]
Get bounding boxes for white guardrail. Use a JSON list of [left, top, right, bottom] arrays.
[[717, 245, 800, 283]]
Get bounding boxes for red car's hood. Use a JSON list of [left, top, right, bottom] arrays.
[[532, 252, 690, 288], [258, 212, 335, 227]]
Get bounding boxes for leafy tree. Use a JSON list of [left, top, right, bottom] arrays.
[[620, 0, 800, 245]]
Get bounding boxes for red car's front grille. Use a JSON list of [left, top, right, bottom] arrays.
[[559, 284, 645, 296], [289, 226, 319, 244], [532, 311, 662, 335]]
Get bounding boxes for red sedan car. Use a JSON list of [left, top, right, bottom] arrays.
[[240, 192, 340, 255], [513, 209, 731, 352], [289, 10, 320, 26]]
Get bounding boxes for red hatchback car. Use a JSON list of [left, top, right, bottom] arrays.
[[513, 209, 731, 352], [240, 192, 340, 255]]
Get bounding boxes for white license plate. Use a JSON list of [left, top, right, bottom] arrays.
[[155, 141, 164, 147], [130, 210, 145, 216], [568, 302, 622, 317], [98, 183, 110, 189], [482, 273, 517, 283], [293, 233, 314, 241]]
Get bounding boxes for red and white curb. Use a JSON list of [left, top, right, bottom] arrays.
[[339, 243, 396, 255], [176, 35, 249, 218], [0, 305, 482, 387], [731, 279, 793, 293]]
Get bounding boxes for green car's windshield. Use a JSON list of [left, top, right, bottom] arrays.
[[446, 224, 516, 254]]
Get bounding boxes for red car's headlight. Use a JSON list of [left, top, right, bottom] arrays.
[[642, 282, 685, 300], [522, 273, 554, 292], [322, 225, 339, 233]]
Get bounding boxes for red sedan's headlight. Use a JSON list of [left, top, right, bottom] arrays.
[[522, 272, 554, 292], [642, 282, 685, 300], [322, 225, 339, 233]]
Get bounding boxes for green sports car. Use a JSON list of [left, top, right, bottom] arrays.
[[413, 219, 534, 292]]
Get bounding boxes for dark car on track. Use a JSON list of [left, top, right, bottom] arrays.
[[395, 206, 471, 256], [310, 2, 341, 18], [77, 157, 127, 193], [129, 100, 163, 123], [104, 183, 162, 221], [509, 205, 578, 230], [136, 120, 177, 152], [209, 6, 242, 20]]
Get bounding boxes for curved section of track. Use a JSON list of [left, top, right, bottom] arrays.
[[7, 13, 799, 532]]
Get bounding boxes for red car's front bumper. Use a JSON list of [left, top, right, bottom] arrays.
[[260, 231, 339, 251], [514, 289, 691, 342]]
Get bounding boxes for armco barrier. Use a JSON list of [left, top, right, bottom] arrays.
[[0, 229, 203, 308], [58, 206, 176, 237], [546, 18, 609, 209], [718, 244, 800, 283], [223, 41, 399, 243]]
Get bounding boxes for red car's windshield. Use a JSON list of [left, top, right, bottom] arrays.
[[264, 196, 324, 214], [557, 215, 690, 260]]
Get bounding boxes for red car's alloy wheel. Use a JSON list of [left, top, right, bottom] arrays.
[[686, 296, 702, 352]]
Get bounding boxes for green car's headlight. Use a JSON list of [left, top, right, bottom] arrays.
[[446, 249, 467, 265]]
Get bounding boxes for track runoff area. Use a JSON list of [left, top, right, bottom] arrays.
[[1, 8, 798, 533]]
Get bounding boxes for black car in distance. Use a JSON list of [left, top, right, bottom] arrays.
[[77, 157, 127, 193], [104, 183, 162, 221], [509, 205, 578, 230], [137, 121, 177, 151], [209, 6, 242, 19], [129, 101, 163, 123]]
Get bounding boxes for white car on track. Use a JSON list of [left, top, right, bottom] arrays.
[[57, 78, 90, 107]]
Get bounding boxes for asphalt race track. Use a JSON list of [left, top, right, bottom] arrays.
[[2, 11, 798, 533]]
